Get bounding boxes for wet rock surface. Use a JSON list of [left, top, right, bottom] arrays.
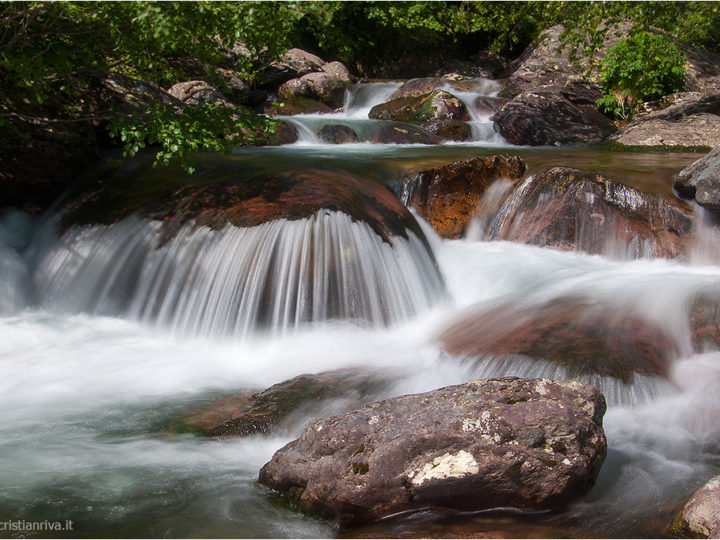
[[492, 92, 616, 146], [367, 124, 440, 145], [423, 118, 472, 142], [388, 78, 500, 100], [390, 155, 526, 239], [175, 369, 389, 437], [316, 124, 360, 144], [688, 291, 720, 352], [486, 167, 693, 258], [60, 156, 428, 244], [368, 90, 468, 124], [667, 475, 720, 538], [264, 96, 333, 116], [258, 377, 607, 528], [439, 298, 675, 385], [674, 147, 720, 214]]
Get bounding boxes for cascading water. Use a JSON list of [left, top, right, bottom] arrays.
[[2, 149, 720, 538], [32, 211, 444, 338], [279, 78, 508, 146]]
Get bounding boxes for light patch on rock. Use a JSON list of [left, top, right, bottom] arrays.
[[410, 450, 479, 486], [535, 378, 552, 396], [368, 415, 379, 425]]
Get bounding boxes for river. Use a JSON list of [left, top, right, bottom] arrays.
[[0, 80, 718, 538]]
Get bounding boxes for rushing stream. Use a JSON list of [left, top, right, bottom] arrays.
[[1, 81, 719, 538]]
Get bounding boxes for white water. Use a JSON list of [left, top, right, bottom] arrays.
[[280, 79, 508, 146], [31, 211, 443, 338], [2, 191, 720, 536]]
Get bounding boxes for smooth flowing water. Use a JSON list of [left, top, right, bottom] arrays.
[[0, 81, 718, 538]]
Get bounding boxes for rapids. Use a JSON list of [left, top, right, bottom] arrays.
[[1, 81, 719, 538]]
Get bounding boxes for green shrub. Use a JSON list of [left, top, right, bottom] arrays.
[[596, 31, 686, 120]]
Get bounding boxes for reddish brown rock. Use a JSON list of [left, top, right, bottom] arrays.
[[259, 377, 607, 528], [392, 155, 526, 239], [175, 369, 389, 437], [487, 167, 693, 258], [439, 298, 676, 385], [60, 157, 429, 245]]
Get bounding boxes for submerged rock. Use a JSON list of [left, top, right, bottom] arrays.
[[439, 298, 675, 386], [485, 167, 693, 258], [674, 147, 720, 215], [367, 124, 440, 145], [688, 291, 720, 352], [492, 92, 616, 146], [368, 90, 469, 124], [258, 377, 607, 528], [175, 369, 389, 437], [667, 475, 720, 538], [423, 118, 472, 142], [316, 124, 359, 144], [390, 155, 526, 239]]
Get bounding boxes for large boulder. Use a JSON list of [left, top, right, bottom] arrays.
[[667, 475, 720, 538], [368, 90, 469, 124], [674, 147, 720, 214], [175, 369, 389, 437], [439, 298, 676, 386], [264, 96, 333, 116], [260, 48, 326, 87], [279, 61, 354, 109], [484, 167, 693, 258], [492, 92, 616, 146], [60, 158, 429, 245], [167, 80, 234, 107], [499, 24, 626, 100], [388, 155, 526, 239], [610, 95, 720, 149], [259, 377, 607, 528], [423, 118, 472, 142]]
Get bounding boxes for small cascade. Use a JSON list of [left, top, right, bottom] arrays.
[[689, 205, 720, 265], [278, 78, 508, 146], [465, 180, 517, 241], [33, 211, 445, 337], [343, 82, 402, 118], [468, 170, 692, 260], [0, 210, 35, 314]]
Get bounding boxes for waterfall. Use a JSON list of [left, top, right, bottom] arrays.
[[278, 79, 509, 146], [32, 211, 445, 337]]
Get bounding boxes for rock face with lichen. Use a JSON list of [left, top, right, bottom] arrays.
[[258, 376, 607, 528], [667, 475, 720, 538]]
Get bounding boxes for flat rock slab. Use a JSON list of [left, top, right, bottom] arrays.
[[259, 377, 607, 528]]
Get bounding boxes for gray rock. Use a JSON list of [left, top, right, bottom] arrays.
[[492, 92, 616, 146], [261, 48, 326, 87], [278, 61, 353, 109], [259, 377, 607, 527], [316, 124, 359, 144], [667, 475, 720, 538], [674, 147, 720, 213], [612, 95, 720, 148], [167, 80, 234, 107]]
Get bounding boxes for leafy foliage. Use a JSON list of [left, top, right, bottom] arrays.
[[0, 2, 297, 170], [596, 32, 686, 120]]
